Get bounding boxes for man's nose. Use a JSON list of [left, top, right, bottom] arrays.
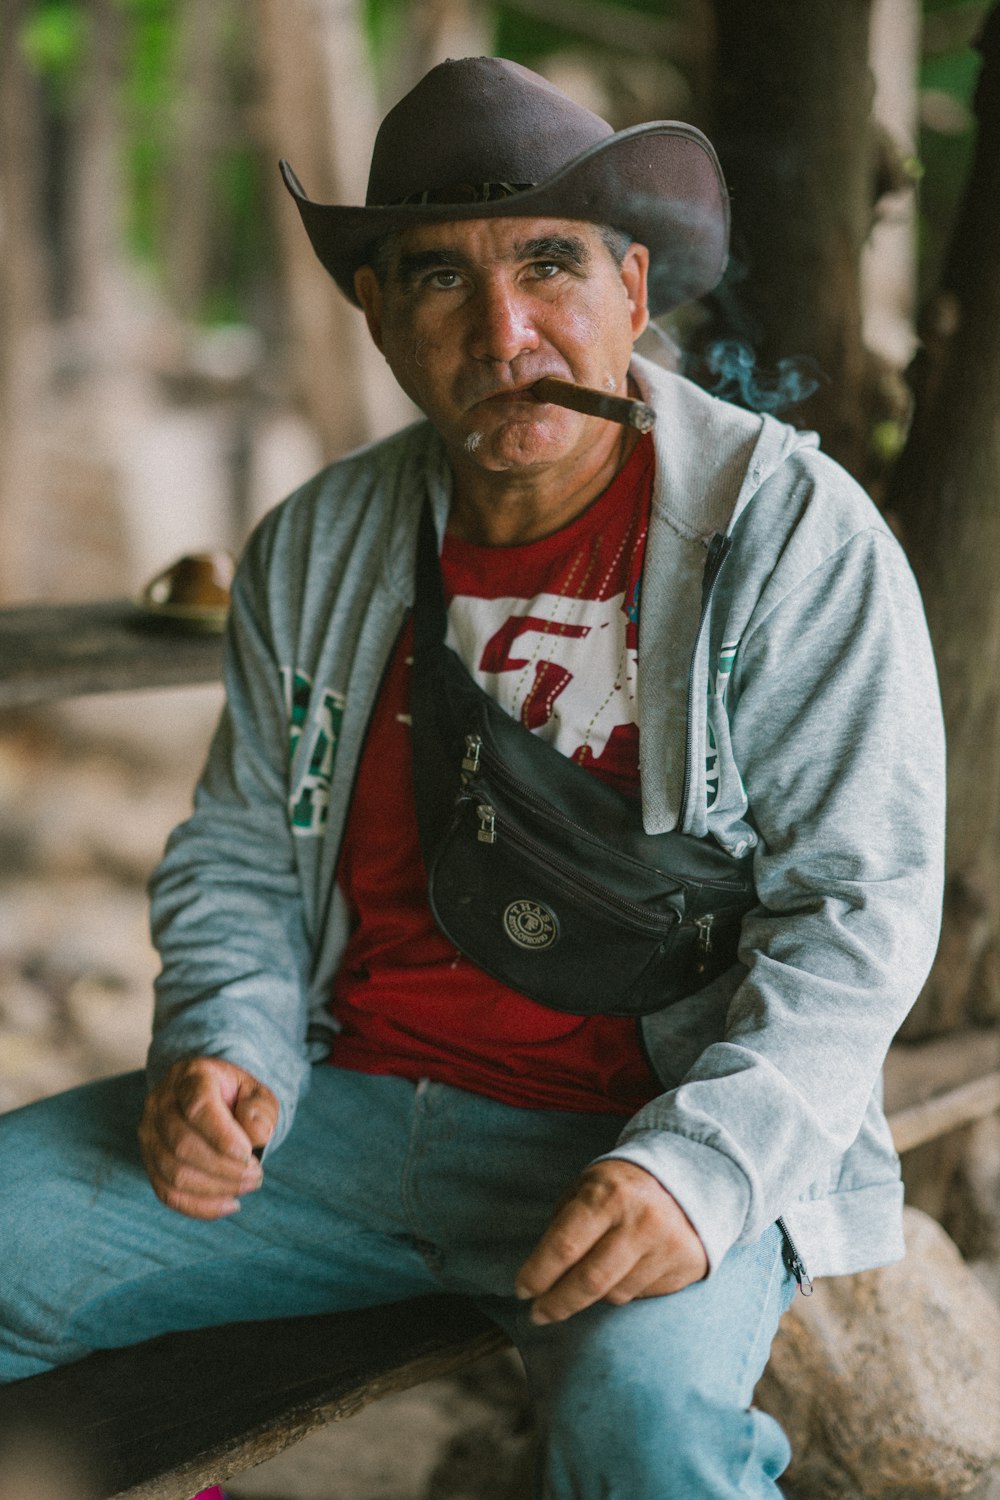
[[469, 280, 540, 362]]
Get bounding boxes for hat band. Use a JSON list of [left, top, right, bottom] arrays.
[[388, 180, 536, 207]]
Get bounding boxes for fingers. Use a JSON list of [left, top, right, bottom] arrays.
[[518, 1223, 643, 1325], [138, 1058, 278, 1220], [515, 1183, 612, 1307], [232, 1077, 280, 1156], [514, 1161, 708, 1325], [179, 1063, 258, 1161], [139, 1117, 263, 1218]]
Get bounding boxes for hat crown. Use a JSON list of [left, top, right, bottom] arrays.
[[366, 57, 613, 207]]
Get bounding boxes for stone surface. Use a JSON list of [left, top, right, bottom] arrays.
[[757, 1207, 1000, 1499], [225, 1350, 532, 1500]]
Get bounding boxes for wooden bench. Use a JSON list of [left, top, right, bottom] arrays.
[[0, 1297, 507, 1499]]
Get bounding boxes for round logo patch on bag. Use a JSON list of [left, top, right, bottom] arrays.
[[502, 899, 559, 950]]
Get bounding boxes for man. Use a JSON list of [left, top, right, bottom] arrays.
[[0, 57, 945, 1498]]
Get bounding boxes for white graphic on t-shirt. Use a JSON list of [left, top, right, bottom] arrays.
[[446, 590, 637, 762]]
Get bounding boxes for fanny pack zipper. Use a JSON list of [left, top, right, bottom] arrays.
[[463, 733, 748, 895], [459, 791, 682, 936]]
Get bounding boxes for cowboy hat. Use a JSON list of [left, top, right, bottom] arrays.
[[280, 56, 729, 317]]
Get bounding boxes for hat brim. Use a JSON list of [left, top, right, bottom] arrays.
[[281, 122, 729, 318]]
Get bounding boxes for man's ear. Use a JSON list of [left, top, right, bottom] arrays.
[[621, 243, 650, 341], [354, 266, 384, 352]]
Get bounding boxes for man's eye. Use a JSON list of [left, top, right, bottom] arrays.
[[530, 262, 561, 279], [426, 269, 462, 290]]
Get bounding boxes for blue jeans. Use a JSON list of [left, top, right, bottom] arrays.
[[0, 1069, 795, 1497]]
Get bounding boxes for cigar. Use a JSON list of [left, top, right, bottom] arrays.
[[531, 377, 656, 433]]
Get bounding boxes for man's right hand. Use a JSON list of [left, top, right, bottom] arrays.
[[138, 1057, 279, 1220]]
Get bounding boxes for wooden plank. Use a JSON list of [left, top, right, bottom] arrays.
[[889, 1070, 1000, 1155], [0, 600, 225, 708], [884, 1030, 1000, 1150], [884, 1030, 1000, 1117], [0, 1296, 506, 1500]]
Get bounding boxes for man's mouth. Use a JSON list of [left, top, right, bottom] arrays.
[[474, 379, 564, 409]]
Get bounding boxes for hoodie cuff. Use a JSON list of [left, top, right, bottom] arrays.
[[594, 1128, 752, 1275]]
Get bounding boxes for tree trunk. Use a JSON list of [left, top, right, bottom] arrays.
[[255, 0, 412, 460], [382, 0, 494, 106], [0, 0, 54, 600], [888, 2, 1000, 1038], [164, 0, 235, 322], [706, 0, 885, 481], [65, 0, 128, 323]]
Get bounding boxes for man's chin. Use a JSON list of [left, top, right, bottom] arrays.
[[457, 412, 576, 471]]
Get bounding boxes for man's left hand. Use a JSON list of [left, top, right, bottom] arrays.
[[514, 1159, 708, 1324]]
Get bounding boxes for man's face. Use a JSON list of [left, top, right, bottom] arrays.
[[354, 216, 649, 476]]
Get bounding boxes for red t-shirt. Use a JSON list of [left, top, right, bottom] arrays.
[[328, 435, 660, 1114]]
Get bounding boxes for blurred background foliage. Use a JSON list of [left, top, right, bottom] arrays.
[[918, 0, 991, 293]]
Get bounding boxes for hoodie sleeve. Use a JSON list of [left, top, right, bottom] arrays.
[[603, 522, 945, 1271], [146, 527, 313, 1151]]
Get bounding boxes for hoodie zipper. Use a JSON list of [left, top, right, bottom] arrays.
[[777, 1217, 814, 1296], [677, 532, 734, 830]]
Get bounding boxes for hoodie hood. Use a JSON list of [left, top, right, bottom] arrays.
[[631, 353, 818, 542], [629, 355, 820, 837]]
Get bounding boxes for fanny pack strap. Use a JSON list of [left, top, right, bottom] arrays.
[[410, 500, 466, 854], [413, 498, 449, 658]]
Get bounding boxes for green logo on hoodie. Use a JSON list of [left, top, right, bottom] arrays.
[[706, 639, 740, 811], [282, 668, 344, 835]]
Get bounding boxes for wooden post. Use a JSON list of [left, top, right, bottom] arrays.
[[707, 0, 884, 480], [888, 4, 1000, 1037], [254, 0, 413, 461]]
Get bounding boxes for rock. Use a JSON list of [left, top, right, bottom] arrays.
[[755, 1207, 1000, 1498], [424, 1349, 535, 1500]]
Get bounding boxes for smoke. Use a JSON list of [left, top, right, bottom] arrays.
[[696, 338, 823, 417]]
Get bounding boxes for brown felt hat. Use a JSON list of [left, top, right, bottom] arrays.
[[280, 56, 730, 317]]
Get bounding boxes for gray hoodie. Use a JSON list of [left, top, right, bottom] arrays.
[[149, 355, 945, 1282]]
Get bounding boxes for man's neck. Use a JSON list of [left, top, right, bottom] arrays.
[[445, 424, 639, 546]]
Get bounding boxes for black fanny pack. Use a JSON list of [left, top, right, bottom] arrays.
[[409, 501, 756, 1018]]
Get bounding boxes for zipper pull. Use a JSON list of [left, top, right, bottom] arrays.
[[694, 913, 715, 954], [476, 803, 497, 845], [462, 733, 482, 777], [788, 1248, 814, 1297], [777, 1218, 814, 1296]]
